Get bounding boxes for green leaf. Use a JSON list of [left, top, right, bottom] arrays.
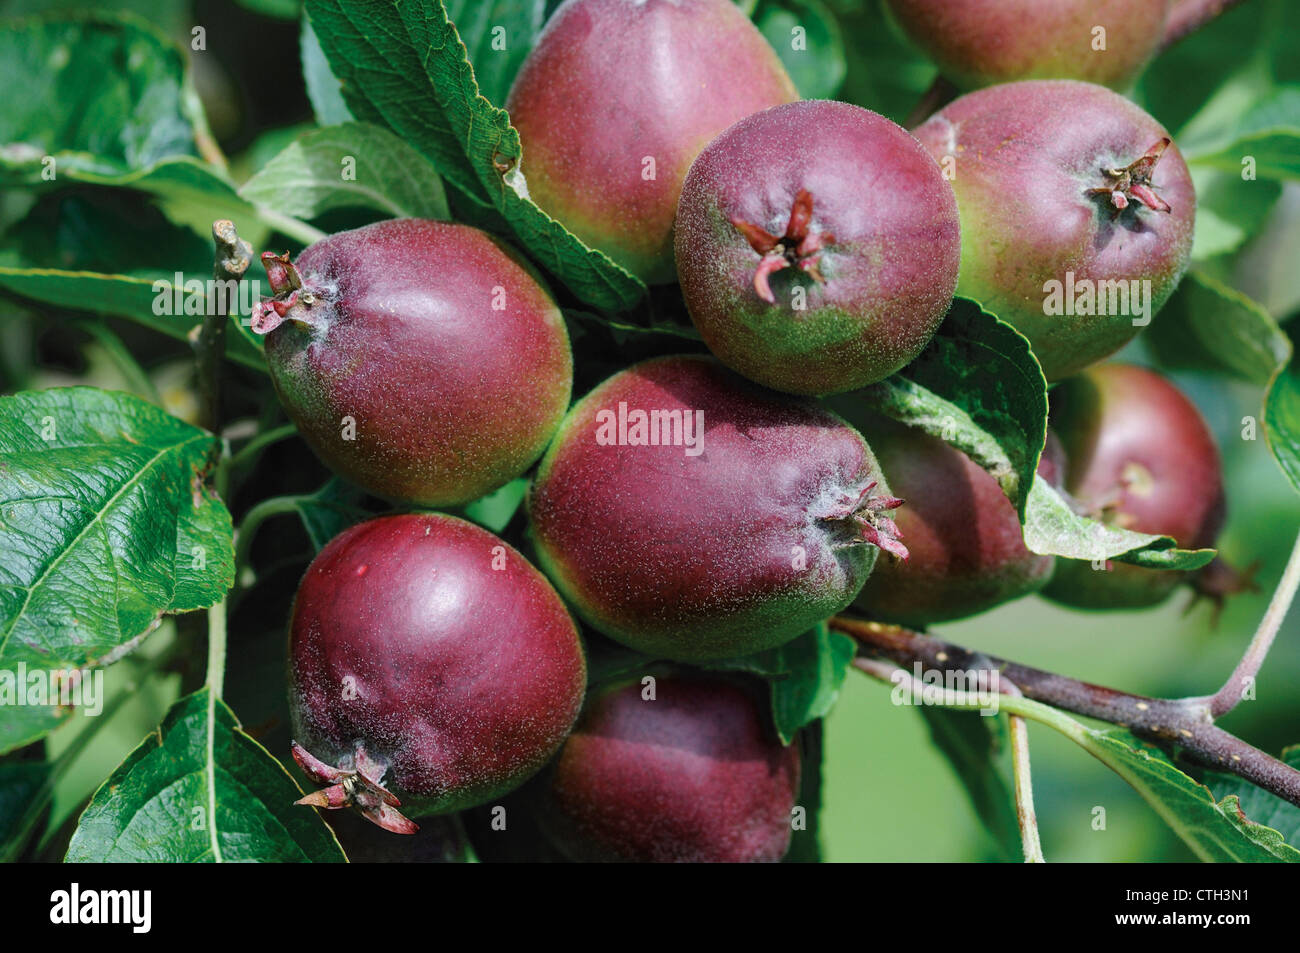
[[1183, 86, 1300, 181], [0, 266, 266, 371], [767, 626, 855, 745], [1138, 0, 1279, 137], [582, 634, 660, 690], [1079, 728, 1299, 862], [457, 477, 528, 534], [0, 0, 190, 34], [843, 298, 1047, 519], [1024, 477, 1215, 570], [6, 157, 259, 244], [444, 0, 547, 108], [0, 704, 71, 757], [703, 624, 855, 744], [290, 478, 371, 552], [833, 0, 935, 126], [66, 688, 345, 862], [300, 15, 353, 125], [752, 0, 845, 99], [0, 388, 234, 676], [834, 300, 1209, 570], [1146, 270, 1292, 385], [917, 707, 1019, 861], [901, 678, 1300, 862], [0, 760, 50, 862], [782, 719, 823, 863], [1206, 745, 1300, 849], [1265, 350, 1300, 493], [0, 16, 304, 252], [304, 0, 646, 311], [237, 0, 301, 20], [1232, 182, 1300, 321], [1188, 166, 1282, 261], [0, 15, 205, 181], [0, 192, 266, 370], [240, 122, 450, 221]]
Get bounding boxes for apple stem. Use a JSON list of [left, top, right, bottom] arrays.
[[1002, 683, 1046, 863], [904, 75, 960, 130], [832, 615, 1300, 809], [1197, 527, 1300, 718]]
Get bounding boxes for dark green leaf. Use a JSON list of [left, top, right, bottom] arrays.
[[0, 191, 266, 370], [844, 298, 1047, 519], [0, 760, 49, 862], [304, 0, 646, 311], [767, 626, 855, 745], [0, 16, 309, 265], [290, 479, 372, 552], [0, 704, 71, 757], [1137, 0, 1295, 136], [703, 624, 855, 743], [239, 122, 450, 221], [445, 0, 547, 108], [1205, 745, 1300, 849], [832, 0, 935, 126], [0, 16, 205, 181], [66, 688, 346, 862], [783, 719, 823, 863], [237, 0, 301, 20], [0, 388, 234, 677], [1265, 350, 1300, 493]]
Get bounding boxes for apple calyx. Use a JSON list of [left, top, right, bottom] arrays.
[[290, 740, 419, 834], [731, 188, 835, 303], [250, 251, 323, 335], [1086, 138, 1173, 215], [822, 481, 910, 560]]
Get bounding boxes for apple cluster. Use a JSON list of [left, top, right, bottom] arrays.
[[246, 0, 1225, 861]]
